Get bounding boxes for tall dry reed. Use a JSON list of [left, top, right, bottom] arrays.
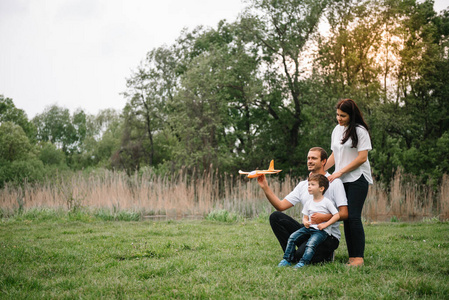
[[1, 168, 448, 221], [363, 170, 447, 221]]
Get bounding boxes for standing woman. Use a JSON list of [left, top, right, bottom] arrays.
[[326, 99, 373, 267]]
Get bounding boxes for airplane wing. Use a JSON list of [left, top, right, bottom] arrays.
[[239, 160, 282, 178]]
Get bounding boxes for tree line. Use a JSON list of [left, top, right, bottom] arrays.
[[1, 0, 448, 189]]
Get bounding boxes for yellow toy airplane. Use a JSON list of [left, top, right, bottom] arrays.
[[239, 160, 282, 178]]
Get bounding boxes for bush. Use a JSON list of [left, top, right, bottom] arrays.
[[20, 208, 62, 221], [206, 210, 240, 222], [94, 209, 141, 221], [38, 142, 66, 166], [0, 121, 32, 162], [0, 159, 45, 188], [0, 208, 142, 222]]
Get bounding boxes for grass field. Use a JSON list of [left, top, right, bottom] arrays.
[[1, 211, 448, 299]]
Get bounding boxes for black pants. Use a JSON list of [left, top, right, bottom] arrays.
[[269, 211, 339, 263], [343, 175, 369, 258]]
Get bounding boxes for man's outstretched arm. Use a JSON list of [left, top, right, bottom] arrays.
[[257, 175, 293, 211]]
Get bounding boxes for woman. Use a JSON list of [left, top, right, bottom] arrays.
[[325, 98, 373, 267]]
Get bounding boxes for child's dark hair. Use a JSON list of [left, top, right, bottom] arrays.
[[308, 174, 329, 194]]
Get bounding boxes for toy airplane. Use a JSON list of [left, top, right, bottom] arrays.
[[239, 160, 282, 178]]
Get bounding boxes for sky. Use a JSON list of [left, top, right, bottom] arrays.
[[1, 0, 448, 119], [0, 0, 247, 119]]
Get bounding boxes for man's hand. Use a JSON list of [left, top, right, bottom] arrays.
[[257, 174, 268, 189], [310, 213, 332, 224]]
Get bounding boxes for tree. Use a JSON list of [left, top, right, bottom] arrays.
[[122, 45, 179, 169], [390, 1, 449, 182], [38, 142, 66, 166], [0, 122, 32, 162], [33, 105, 93, 167], [165, 21, 267, 171], [90, 109, 123, 168], [0, 95, 36, 140], [168, 50, 225, 169], [33, 105, 76, 154], [240, 0, 329, 166], [0, 121, 44, 188], [315, 0, 449, 183]]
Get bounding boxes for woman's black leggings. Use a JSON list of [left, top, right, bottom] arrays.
[[343, 175, 369, 258]]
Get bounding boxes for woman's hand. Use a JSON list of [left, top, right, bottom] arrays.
[[329, 150, 368, 182], [328, 171, 343, 183]]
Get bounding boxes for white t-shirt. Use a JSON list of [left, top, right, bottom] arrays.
[[284, 173, 347, 240], [301, 197, 339, 236], [331, 124, 373, 184]]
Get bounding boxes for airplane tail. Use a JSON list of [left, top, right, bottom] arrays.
[[268, 160, 274, 171]]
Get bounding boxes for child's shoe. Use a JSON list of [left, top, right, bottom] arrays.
[[293, 262, 305, 269], [277, 259, 291, 267]]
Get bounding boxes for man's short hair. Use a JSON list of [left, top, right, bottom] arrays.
[[308, 173, 329, 194], [309, 147, 328, 161]]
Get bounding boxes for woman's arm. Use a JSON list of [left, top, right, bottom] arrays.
[[324, 152, 335, 171], [328, 150, 368, 182]]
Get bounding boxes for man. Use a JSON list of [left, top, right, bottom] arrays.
[[257, 147, 348, 263]]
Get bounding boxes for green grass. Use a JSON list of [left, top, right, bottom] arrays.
[[1, 213, 448, 299]]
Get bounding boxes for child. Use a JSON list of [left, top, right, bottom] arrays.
[[278, 174, 340, 268]]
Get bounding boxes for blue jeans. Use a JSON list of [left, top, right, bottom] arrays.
[[283, 227, 329, 265], [270, 211, 339, 263]]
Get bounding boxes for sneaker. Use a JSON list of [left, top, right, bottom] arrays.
[[293, 262, 305, 269], [278, 259, 291, 267]]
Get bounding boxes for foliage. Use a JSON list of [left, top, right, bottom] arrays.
[[0, 122, 33, 162], [32, 106, 123, 170], [0, 95, 36, 140], [315, 0, 449, 184], [240, 0, 329, 169], [0, 160, 45, 189], [0, 122, 45, 188], [93, 209, 141, 222], [1, 0, 448, 186], [89, 109, 123, 168], [32, 105, 79, 156], [120, 46, 177, 172], [166, 22, 263, 171], [205, 209, 241, 222], [38, 142, 66, 166]]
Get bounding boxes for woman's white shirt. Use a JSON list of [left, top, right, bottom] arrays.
[[331, 124, 373, 184]]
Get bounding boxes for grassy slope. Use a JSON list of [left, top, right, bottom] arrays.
[[1, 215, 448, 299]]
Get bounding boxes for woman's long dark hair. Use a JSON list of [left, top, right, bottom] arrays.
[[336, 99, 370, 148]]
